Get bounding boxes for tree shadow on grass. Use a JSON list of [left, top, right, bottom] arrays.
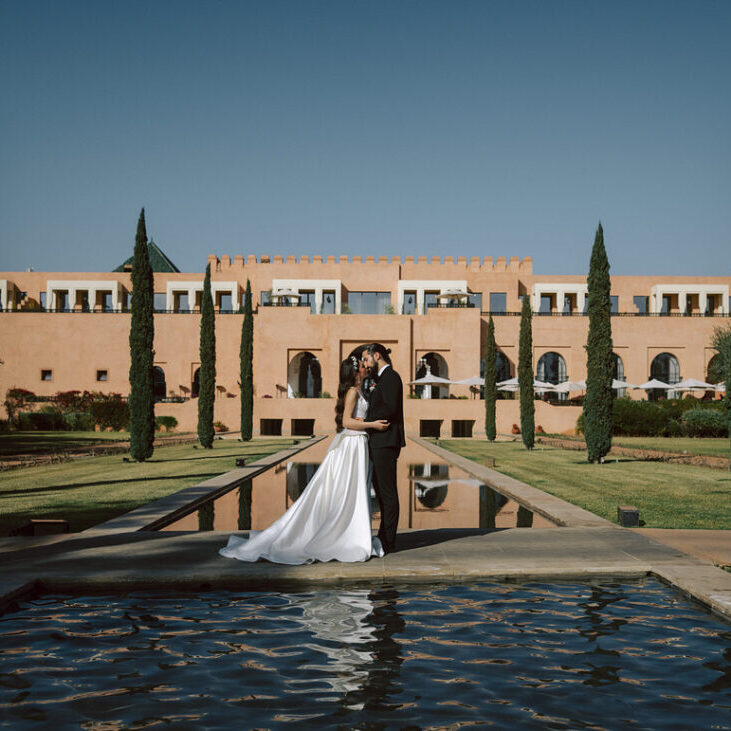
[[0, 472, 222, 498]]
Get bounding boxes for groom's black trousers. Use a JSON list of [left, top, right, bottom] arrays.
[[370, 445, 400, 553]]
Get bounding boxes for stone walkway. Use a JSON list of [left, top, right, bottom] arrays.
[[1, 437, 730, 623]]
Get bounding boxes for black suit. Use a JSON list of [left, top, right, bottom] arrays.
[[366, 365, 405, 553]]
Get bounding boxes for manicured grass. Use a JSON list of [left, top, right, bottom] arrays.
[[438, 439, 731, 530], [0, 431, 133, 457], [0, 438, 297, 535], [611, 436, 730, 458]]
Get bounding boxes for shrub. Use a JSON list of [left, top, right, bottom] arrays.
[[0, 419, 11, 433], [682, 409, 729, 438], [18, 410, 65, 430], [63, 411, 95, 431], [155, 415, 178, 432], [90, 394, 130, 431], [213, 421, 228, 433], [4, 388, 36, 425]]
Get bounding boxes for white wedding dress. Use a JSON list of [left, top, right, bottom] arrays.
[[219, 391, 384, 564]]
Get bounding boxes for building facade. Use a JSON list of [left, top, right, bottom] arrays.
[[1, 250, 729, 437]]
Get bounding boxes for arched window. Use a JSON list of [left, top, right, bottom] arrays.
[[415, 352, 449, 399], [192, 367, 200, 398], [288, 352, 322, 398], [480, 352, 512, 398], [153, 366, 166, 402], [612, 353, 625, 397], [650, 352, 681, 400], [536, 352, 567, 401]]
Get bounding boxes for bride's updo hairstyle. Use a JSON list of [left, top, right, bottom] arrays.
[[335, 355, 360, 432]]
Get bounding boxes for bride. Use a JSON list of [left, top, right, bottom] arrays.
[[218, 355, 389, 564]]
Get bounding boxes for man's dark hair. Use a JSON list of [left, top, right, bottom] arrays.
[[366, 342, 392, 364]]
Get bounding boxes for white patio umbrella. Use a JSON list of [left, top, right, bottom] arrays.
[[612, 379, 637, 389], [409, 373, 453, 385], [675, 378, 715, 391], [437, 288, 469, 300], [271, 288, 300, 300], [552, 380, 586, 393], [453, 376, 485, 386], [497, 377, 556, 391], [714, 382, 726, 392], [635, 379, 671, 390]]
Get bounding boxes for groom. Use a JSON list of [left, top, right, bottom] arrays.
[[362, 343, 405, 555]]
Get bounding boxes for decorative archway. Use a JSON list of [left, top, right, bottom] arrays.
[[650, 352, 681, 400], [153, 366, 166, 402], [536, 351, 567, 401], [707, 354, 723, 385], [288, 352, 322, 398], [415, 352, 449, 399]]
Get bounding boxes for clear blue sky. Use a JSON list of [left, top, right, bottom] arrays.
[[1, 0, 729, 276]]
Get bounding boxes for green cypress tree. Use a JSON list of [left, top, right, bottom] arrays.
[[240, 279, 254, 440], [584, 222, 614, 463], [711, 324, 731, 470], [197, 263, 216, 448], [128, 208, 155, 461], [484, 315, 497, 442], [518, 294, 535, 449]]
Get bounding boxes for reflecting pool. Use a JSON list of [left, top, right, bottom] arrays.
[[161, 438, 555, 532], [1, 580, 729, 728]]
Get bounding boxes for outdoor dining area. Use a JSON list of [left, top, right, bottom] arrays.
[[409, 368, 726, 401]]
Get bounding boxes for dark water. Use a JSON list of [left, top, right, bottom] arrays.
[[1, 580, 729, 729]]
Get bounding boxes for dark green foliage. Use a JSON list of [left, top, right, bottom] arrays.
[[518, 295, 535, 449], [197, 264, 216, 448], [128, 208, 155, 461], [681, 409, 729, 438], [484, 316, 497, 441], [90, 394, 130, 431], [584, 223, 614, 463], [155, 415, 178, 432], [711, 324, 731, 468], [240, 279, 254, 441], [576, 397, 725, 437]]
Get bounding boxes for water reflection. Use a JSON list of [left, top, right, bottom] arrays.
[[1, 581, 729, 728], [163, 439, 556, 532]]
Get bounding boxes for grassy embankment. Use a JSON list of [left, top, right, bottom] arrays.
[[543, 434, 730, 459], [438, 439, 731, 529], [0, 437, 296, 535]]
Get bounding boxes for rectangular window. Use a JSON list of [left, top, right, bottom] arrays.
[[661, 295, 671, 315], [174, 293, 190, 312], [347, 291, 391, 314], [96, 370, 108, 382], [298, 291, 316, 313], [39, 291, 47, 310], [41, 369, 52, 381], [633, 295, 648, 314], [153, 293, 167, 312], [57, 291, 69, 311], [402, 291, 416, 315], [419, 419, 441, 438], [489, 292, 507, 313], [539, 294, 553, 314], [468, 293, 482, 310], [260, 418, 283, 436], [321, 291, 336, 314], [102, 292, 113, 312], [610, 295, 619, 314], [260, 290, 271, 306], [218, 293, 233, 312], [424, 292, 438, 311]]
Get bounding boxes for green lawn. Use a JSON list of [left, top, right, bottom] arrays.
[[611, 436, 730, 458], [438, 439, 731, 530], [0, 438, 296, 535], [0, 431, 133, 457]]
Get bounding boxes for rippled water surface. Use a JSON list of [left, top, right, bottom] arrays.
[[1, 580, 729, 729]]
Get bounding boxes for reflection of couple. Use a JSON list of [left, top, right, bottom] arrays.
[[219, 343, 405, 564]]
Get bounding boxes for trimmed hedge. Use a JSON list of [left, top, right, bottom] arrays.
[[577, 398, 726, 437], [681, 408, 729, 438]]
